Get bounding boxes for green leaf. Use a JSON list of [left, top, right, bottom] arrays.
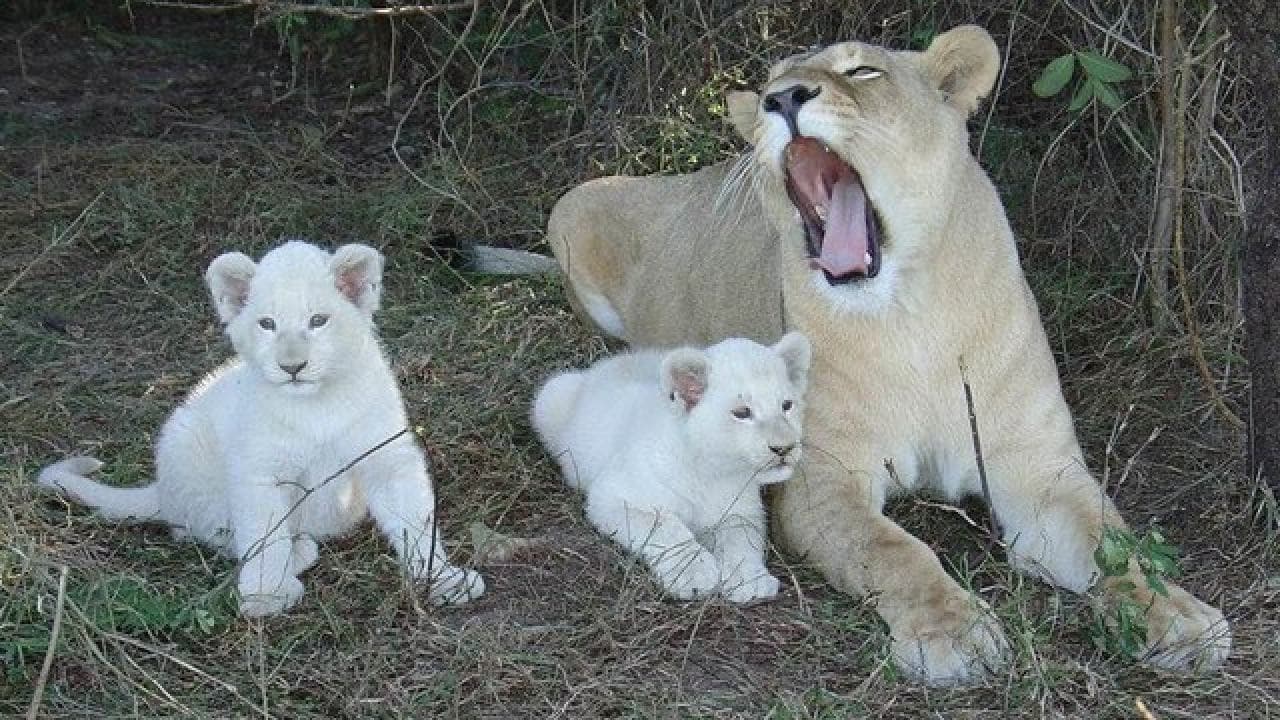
[[1077, 50, 1133, 84], [1068, 78, 1096, 112], [1145, 572, 1170, 597], [1032, 54, 1076, 97], [1092, 79, 1124, 110]]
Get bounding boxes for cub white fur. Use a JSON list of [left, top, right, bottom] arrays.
[[37, 240, 484, 617], [532, 333, 811, 602]]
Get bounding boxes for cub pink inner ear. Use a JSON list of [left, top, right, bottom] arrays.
[[671, 369, 705, 409], [329, 244, 384, 313], [662, 348, 710, 411], [335, 271, 365, 304]]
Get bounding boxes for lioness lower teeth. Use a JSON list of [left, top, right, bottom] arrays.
[[816, 206, 828, 221], [864, 252, 873, 265]]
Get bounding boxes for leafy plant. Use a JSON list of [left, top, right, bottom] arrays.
[[1090, 525, 1182, 659], [1033, 50, 1134, 111]]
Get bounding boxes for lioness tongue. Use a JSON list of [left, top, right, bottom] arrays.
[[814, 175, 870, 277]]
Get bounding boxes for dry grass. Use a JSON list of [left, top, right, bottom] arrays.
[[2, 2, 1278, 718]]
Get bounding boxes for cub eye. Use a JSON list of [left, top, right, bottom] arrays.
[[732, 407, 753, 420], [782, 399, 794, 412], [844, 65, 883, 79], [309, 314, 329, 329], [258, 317, 276, 331]]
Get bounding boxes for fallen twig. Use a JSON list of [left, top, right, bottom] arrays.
[[138, 0, 473, 20]]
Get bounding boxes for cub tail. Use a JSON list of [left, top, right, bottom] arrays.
[[37, 457, 160, 522]]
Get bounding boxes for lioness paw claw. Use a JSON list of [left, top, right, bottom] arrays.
[[1140, 584, 1231, 673], [892, 600, 1010, 686]]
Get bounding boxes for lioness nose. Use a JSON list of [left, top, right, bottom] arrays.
[[769, 443, 797, 458], [763, 84, 820, 132], [280, 362, 307, 377]]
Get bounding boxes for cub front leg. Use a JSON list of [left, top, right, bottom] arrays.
[[988, 452, 1231, 672], [359, 441, 485, 605], [231, 479, 305, 618], [710, 513, 780, 603], [586, 494, 722, 600], [774, 461, 1009, 685]]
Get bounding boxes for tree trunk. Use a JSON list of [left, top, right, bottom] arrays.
[[1217, 1, 1280, 499]]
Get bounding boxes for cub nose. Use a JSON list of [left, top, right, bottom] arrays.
[[769, 443, 797, 459], [763, 84, 821, 134], [280, 362, 307, 378]]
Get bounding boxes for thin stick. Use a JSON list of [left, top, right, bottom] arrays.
[[1, 191, 104, 300], [1168, 28, 1245, 429], [959, 358, 1001, 545], [26, 565, 69, 720], [137, 0, 472, 19]]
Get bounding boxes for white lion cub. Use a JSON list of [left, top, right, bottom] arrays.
[[38, 240, 484, 617], [532, 333, 810, 602]]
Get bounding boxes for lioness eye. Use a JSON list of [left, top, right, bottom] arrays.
[[845, 65, 882, 79], [309, 314, 329, 329], [782, 399, 794, 412], [258, 317, 276, 331], [732, 407, 753, 420]]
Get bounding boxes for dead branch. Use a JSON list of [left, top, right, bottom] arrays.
[[138, 0, 474, 20], [1169, 26, 1245, 430], [1148, 0, 1178, 331]]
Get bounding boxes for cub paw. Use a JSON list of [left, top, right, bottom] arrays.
[[289, 536, 319, 575], [658, 549, 722, 600], [425, 565, 486, 606], [890, 594, 1010, 686], [1140, 583, 1231, 673], [238, 576, 305, 618], [722, 571, 781, 604]]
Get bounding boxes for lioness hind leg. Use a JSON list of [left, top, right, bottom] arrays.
[[988, 454, 1231, 672], [773, 468, 1009, 685]]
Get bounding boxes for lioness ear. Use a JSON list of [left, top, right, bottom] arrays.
[[773, 331, 812, 389], [331, 243, 384, 314], [726, 91, 760, 144], [205, 251, 256, 323], [921, 25, 1000, 116], [661, 348, 710, 411]]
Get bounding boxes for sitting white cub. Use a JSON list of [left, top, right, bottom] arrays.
[[532, 333, 811, 602], [38, 240, 484, 617]]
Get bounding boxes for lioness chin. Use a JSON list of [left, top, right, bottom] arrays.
[[536, 26, 1230, 684]]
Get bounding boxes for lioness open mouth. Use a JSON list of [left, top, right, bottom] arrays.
[[783, 137, 882, 284]]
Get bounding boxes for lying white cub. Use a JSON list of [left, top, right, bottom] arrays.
[[532, 333, 811, 602], [38, 240, 484, 617]]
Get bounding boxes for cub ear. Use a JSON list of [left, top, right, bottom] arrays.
[[921, 25, 1001, 116], [331, 243, 384, 315], [726, 90, 761, 144], [205, 251, 257, 323], [773, 331, 812, 389], [661, 348, 710, 411]]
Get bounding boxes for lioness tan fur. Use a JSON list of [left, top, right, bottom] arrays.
[[539, 26, 1230, 684]]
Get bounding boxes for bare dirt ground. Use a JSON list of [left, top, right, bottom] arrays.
[[2, 3, 1277, 718]]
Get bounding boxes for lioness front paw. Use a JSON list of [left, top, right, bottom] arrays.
[[238, 576, 305, 618], [658, 549, 722, 600], [1139, 583, 1231, 673], [722, 571, 781, 604], [425, 565, 486, 606], [890, 594, 1010, 686]]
